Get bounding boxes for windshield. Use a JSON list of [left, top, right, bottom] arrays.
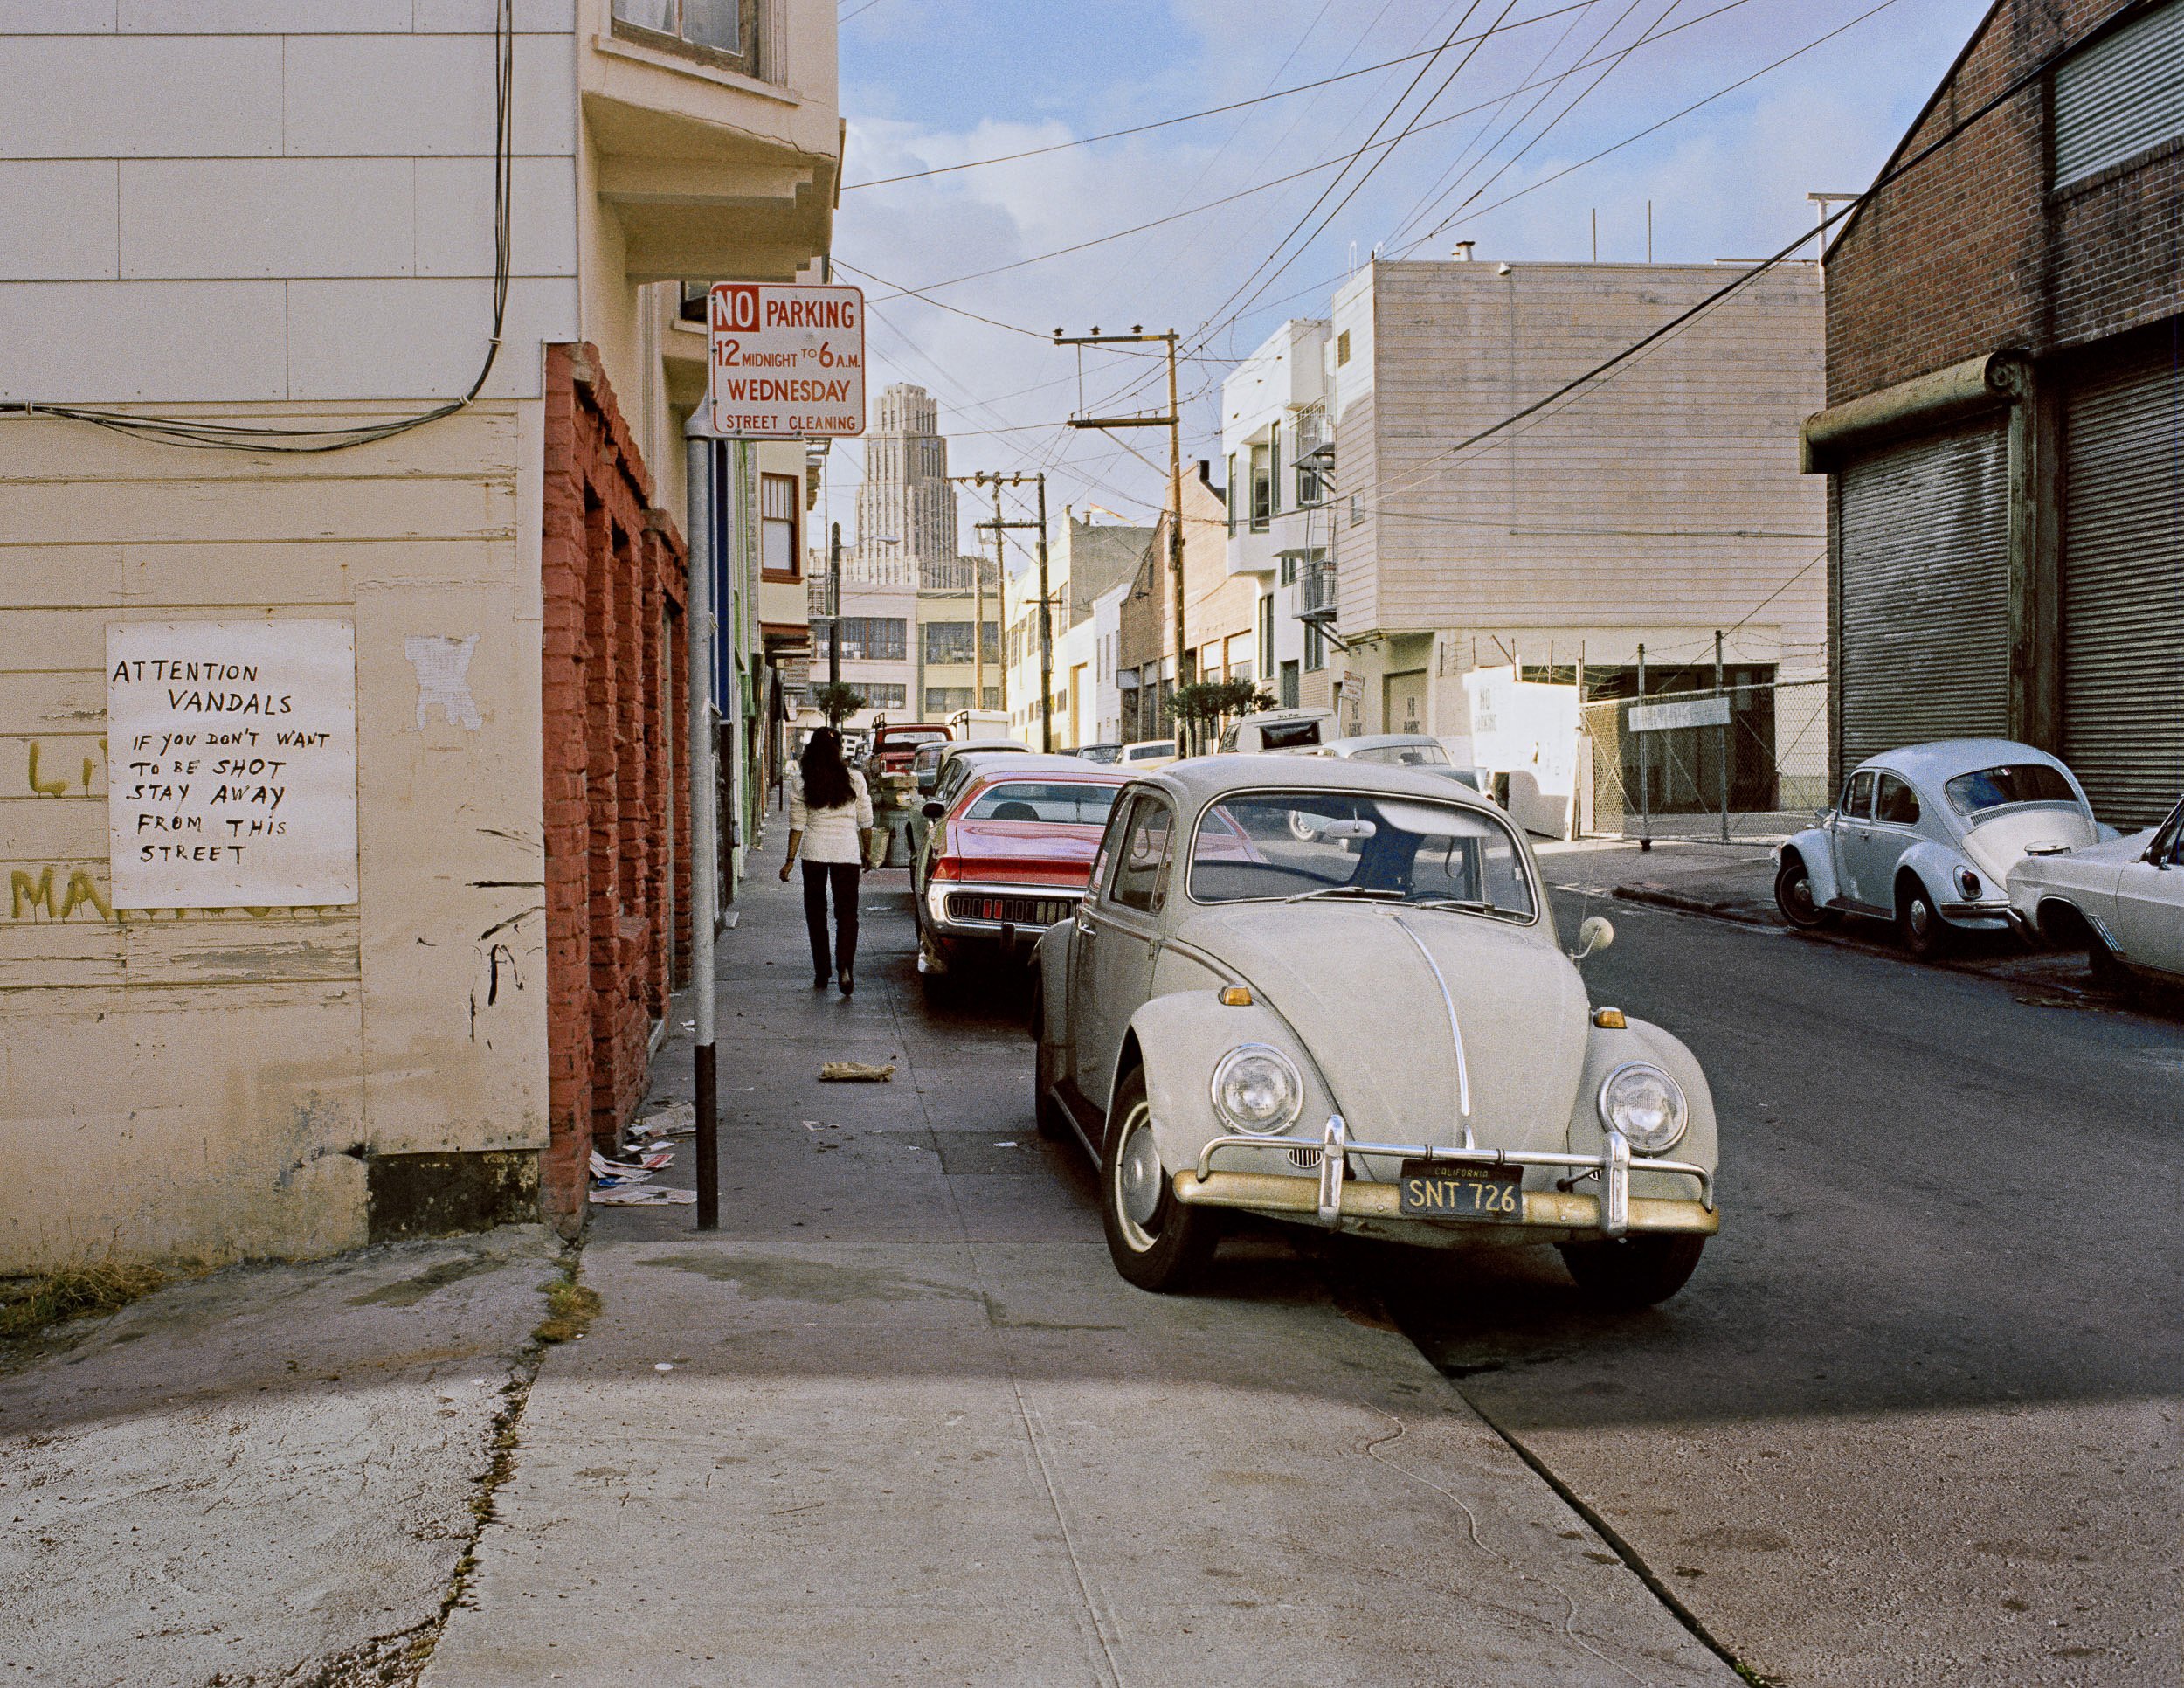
[[1944, 763, 2077, 817], [964, 781, 1121, 824], [1124, 744, 1171, 762], [885, 730, 948, 750], [1256, 717, 1324, 750], [1188, 791, 1536, 920], [1355, 742, 1450, 767], [1075, 744, 1123, 764]]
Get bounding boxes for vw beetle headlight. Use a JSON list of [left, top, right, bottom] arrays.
[[1210, 1044, 1303, 1135], [1597, 1062, 1688, 1155]]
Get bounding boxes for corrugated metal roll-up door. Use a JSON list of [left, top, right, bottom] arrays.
[[2062, 353, 2184, 828], [1836, 421, 2011, 770]]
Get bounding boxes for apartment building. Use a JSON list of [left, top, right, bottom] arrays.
[[1116, 466, 1248, 744], [1805, 0, 2183, 824], [0, 0, 840, 1271], [1003, 513, 1151, 748], [1221, 320, 1335, 711], [1275, 258, 1825, 786]]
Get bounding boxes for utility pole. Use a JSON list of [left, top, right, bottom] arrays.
[[826, 522, 841, 687], [683, 422, 719, 1232], [1057, 326, 1185, 749], [971, 471, 1052, 751]]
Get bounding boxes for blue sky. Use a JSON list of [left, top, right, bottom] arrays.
[[826, 0, 1994, 551]]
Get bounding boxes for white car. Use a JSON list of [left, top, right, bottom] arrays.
[[1117, 738, 1181, 771], [2008, 792, 2184, 990], [1032, 756, 1718, 1305], [1312, 732, 1486, 794], [1773, 740, 2109, 958]]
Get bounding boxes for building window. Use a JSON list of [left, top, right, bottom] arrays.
[[1349, 494, 1364, 527], [1257, 594, 1274, 675], [814, 617, 905, 662], [1280, 660, 1300, 709], [924, 687, 973, 716], [1269, 425, 1282, 520], [1279, 554, 1297, 587], [761, 473, 799, 580], [923, 621, 980, 665], [1226, 453, 1238, 536], [612, 0, 759, 75], [1250, 444, 1272, 531], [1337, 329, 1351, 366], [853, 681, 906, 710], [1304, 618, 1325, 673]]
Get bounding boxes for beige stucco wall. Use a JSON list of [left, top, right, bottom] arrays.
[[0, 403, 547, 1273]]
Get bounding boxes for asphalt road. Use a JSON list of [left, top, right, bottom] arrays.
[[1377, 888, 2184, 1687]]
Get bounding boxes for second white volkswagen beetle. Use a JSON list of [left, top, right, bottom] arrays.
[[1030, 756, 1720, 1304], [1773, 740, 2109, 958]]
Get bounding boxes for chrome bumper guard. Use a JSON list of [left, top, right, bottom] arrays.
[[1178, 1115, 1717, 1239]]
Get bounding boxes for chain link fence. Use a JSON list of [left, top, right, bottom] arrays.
[[1576, 676, 1828, 844]]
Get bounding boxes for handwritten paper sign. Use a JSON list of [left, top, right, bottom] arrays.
[[107, 620, 358, 909]]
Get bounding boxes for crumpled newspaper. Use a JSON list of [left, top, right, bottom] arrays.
[[819, 1061, 896, 1083]]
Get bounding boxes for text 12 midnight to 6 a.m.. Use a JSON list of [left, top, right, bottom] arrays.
[[707, 283, 866, 440]]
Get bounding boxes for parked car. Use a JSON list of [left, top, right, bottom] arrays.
[[1313, 732, 1484, 793], [1031, 755, 1719, 1303], [1219, 707, 1337, 753], [1117, 738, 1180, 771], [907, 740, 1034, 861], [2008, 792, 2184, 990], [1773, 740, 2111, 958], [914, 757, 1129, 979], [1073, 743, 1125, 765]]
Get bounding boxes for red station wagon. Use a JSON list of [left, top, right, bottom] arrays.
[[913, 756, 1129, 979]]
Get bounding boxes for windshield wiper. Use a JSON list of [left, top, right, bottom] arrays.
[[1409, 897, 1520, 919], [1284, 884, 1406, 903]]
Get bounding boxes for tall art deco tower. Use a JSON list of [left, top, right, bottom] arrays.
[[851, 383, 959, 585]]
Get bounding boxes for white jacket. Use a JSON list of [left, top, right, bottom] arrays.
[[789, 767, 873, 864]]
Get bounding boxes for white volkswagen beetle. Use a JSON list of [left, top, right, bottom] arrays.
[[1773, 740, 2109, 958], [2008, 792, 2184, 991], [1030, 757, 1719, 1304]]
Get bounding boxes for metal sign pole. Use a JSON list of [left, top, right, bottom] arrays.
[[686, 423, 720, 1232]]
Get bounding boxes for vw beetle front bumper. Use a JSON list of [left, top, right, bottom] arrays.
[[1171, 1115, 1718, 1240]]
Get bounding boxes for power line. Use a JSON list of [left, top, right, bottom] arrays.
[[842, 0, 1602, 190]]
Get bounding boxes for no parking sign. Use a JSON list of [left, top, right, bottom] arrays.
[[706, 283, 866, 439]]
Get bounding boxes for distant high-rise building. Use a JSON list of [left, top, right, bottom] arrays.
[[851, 384, 958, 585]]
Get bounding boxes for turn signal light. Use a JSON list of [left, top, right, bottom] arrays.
[[930, 854, 964, 882], [1592, 1007, 1627, 1028], [1219, 986, 1254, 1007]]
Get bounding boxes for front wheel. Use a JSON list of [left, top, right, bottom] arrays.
[[1897, 876, 1952, 959], [1773, 855, 1835, 930], [1100, 1067, 1217, 1292], [1558, 1233, 1705, 1310]]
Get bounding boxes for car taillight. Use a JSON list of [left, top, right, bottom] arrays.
[[930, 853, 963, 882]]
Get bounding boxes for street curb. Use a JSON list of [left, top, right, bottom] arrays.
[[1609, 884, 1780, 929]]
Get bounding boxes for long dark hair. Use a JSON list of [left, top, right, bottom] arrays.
[[799, 728, 854, 810]]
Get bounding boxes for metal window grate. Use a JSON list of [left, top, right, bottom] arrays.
[[2053, 0, 2184, 187]]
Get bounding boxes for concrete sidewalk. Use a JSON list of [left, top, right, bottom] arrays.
[[424, 868, 1735, 1686], [2, 1226, 559, 1686]]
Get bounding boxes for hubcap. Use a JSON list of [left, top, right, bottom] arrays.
[[1909, 898, 1931, 938], [1114, 1105, 1163, 1250]]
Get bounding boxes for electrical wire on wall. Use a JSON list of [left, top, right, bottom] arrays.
[[0, 0, 515, 453]]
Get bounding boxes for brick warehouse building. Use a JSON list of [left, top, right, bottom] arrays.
[[1803, 0, 2182, 824], [0, 3, 840, 1271]]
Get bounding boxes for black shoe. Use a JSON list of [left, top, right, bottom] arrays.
[[812, 968, 830, 989], [837, 965, 854, 997]]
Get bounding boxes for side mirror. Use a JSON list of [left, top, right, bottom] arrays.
[[1572, 916, 1614, 959], [921, 800, 945, 821]]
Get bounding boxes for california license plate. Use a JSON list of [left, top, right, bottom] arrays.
[[1399, 1159, 1523, 1221]]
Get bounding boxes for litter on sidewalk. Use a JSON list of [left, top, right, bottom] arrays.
[[820, 1062, 895, 1083], [629, 1100, 696, 1140], [591, 1186, 697, 1207]]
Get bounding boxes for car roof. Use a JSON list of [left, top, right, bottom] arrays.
[[938, 738, 1028, 761], [1136, 751, 1503, 813], [1853, 739, 2067, 784], [964, 756, 1127, 786]]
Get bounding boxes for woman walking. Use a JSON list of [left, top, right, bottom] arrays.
[[780, 728, 874, 995]]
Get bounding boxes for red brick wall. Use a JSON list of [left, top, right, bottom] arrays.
[[1825, 0, 2181, 403], [540, 343, 689, 1230]]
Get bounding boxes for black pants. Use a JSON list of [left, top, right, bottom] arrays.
[[801, 860, 860, 977]]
